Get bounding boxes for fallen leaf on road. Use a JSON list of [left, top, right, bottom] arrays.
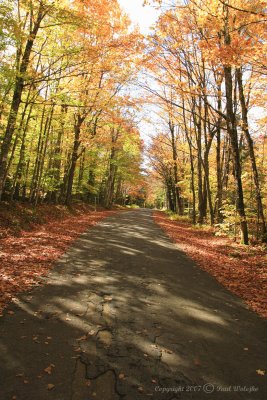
[[256, 369, 265, 376], [47, 384, 55, 390], [44, 364, 55, 374], [138, 387, 144, 392], [7, 310, 14, 315], [118, 373, 125, 379]]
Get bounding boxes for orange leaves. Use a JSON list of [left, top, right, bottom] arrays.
[[44, 364, 55, 375], [47, 383, 55, 390], [0, 205, 117, 314], [154, 211, 267, 318]]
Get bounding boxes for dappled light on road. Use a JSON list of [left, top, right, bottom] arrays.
[[0, 210, 266, 400]]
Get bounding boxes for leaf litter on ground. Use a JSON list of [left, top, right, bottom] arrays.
[[0, 203, 119, 314], [154, 211, 267, 318]]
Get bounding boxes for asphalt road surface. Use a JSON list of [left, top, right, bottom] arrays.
[[0, 209, 266, 400]]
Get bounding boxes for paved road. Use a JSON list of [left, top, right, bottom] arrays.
[[0, 210, 266, 400]]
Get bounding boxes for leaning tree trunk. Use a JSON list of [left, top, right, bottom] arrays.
[[0, 5, 46, 199]]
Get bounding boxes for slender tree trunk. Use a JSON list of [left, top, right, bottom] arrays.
[[65, 114, 85, 205], [30, 103, 48, 201], [35, 107, 54, 205], [183, 103, 196, 224], [104, 146, 117, 208], [203, 153, 214, 225], [11, 103, 34, 200], [169, 120, 183, 215], [215, 92, 223, 223], [195, 104, 205, 223], [224, 66, 248, 244], [236, 67, 266, 239], [222, 4, 248, 244]]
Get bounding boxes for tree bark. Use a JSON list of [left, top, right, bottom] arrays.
[[65, 114, 85, 205], [0, 5, 46, 199], [169, 119, 183, 215], [224, 65, 249, 244], [236, 67, 266, 239], [223, 3, 249, 244]]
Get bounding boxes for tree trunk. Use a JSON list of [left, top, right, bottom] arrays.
[[223, 5, 249, 244], [236, 67, 266, 239], [104, 147, 117, 208], [169, 120, 183, 215], [224, 65, 249, 244], [0, 5, 45, 199], [65, 114, 85, 205]]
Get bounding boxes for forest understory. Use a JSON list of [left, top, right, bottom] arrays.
[[154, 211, 267, 319]]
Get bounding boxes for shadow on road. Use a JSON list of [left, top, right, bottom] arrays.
[[0, 210, 266, 400]]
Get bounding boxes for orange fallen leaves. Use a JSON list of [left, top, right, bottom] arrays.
[[44, 364, 55, 375], [154, 211, 267, 319], [0, 209, 117, 314]]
